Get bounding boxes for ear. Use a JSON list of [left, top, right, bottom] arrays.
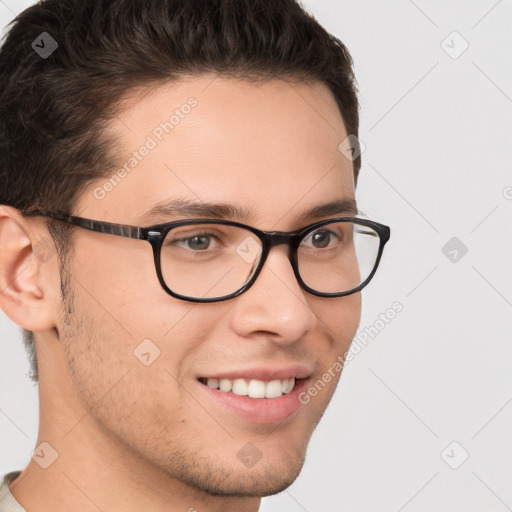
[[0, 206, 58, 332]]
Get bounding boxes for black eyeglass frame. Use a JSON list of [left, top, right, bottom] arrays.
[[22, 210, 390, 303]]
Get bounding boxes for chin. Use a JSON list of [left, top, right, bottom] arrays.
[[170, 445, 308, 498], [196, 464, 304, 498]]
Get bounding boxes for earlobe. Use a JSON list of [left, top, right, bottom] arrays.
[[0, 206, 57, 331]]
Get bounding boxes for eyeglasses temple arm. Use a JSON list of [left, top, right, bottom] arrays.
[[22, 210, 143, 240]]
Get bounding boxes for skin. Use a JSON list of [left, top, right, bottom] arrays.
[[0, 75, 361, 512]]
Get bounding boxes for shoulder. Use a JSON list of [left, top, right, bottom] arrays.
[[0, 471, 26, 512]]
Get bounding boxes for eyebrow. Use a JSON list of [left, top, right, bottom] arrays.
[[140, 197, 358, 225]]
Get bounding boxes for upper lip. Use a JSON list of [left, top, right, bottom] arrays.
[[199, 364, 313, 382]]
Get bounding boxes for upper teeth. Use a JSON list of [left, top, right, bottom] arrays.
[[206, 378, 295, 398]]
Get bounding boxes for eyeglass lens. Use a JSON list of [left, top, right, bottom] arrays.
[[159, 220, 381, 300]]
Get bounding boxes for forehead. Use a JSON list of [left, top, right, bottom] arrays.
[[82, 74, 355, 229]]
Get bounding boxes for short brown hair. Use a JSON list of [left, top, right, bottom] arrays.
[[0, 0, 360, 382]]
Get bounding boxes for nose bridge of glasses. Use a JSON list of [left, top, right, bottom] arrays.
[[265, 231, 296, 247], [259, 231, 303, 259], [253, 232, 302, 291]]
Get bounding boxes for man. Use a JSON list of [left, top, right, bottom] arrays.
[[0, 0, 389, 510]]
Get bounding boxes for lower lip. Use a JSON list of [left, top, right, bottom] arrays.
[[197, 379, 308, 424]]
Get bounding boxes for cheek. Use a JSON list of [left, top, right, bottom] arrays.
[[308, 293, 361, 397], [61, 236, 224, 393], [319, 292, 361, 351], [59, 294, 233, 467], [70, 235, 201, 341], [59, 288, 193, 440]]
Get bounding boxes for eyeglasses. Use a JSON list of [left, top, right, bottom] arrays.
[[22, 209, 390, 303]]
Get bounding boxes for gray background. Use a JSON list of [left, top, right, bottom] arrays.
[[1, 1, 511, 510]]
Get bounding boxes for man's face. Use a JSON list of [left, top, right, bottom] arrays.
[[56, 75, 361, 496]]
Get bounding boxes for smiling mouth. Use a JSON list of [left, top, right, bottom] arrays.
[[198, 377, 297, 399]]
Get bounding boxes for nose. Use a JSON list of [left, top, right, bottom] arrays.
[[228, 244, 317, 343]]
